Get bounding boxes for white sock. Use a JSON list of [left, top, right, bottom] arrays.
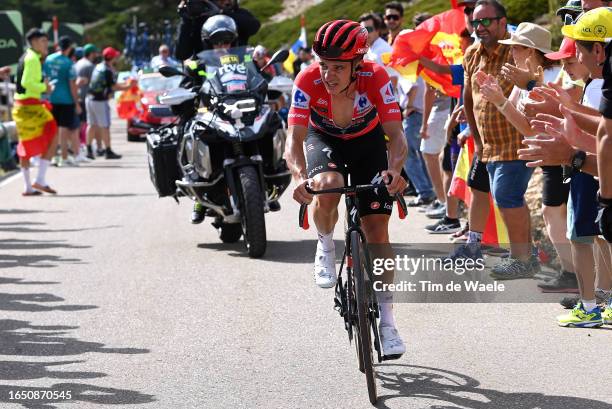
[[582, 299, 597, 311], [35, 159, 49, 186], [317, 231, 335, 252], [22, 167, 32, 192], [378, 293, 396, 327]]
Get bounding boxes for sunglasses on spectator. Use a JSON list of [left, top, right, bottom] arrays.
[[364, 26, 375, 33], [470, 16, 502, 28], [464, 7, 475, 14], [384, 14, 400, 21]]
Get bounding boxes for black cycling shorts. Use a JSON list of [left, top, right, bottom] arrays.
[[467, 155, 490, 193], [541, 165, 570, 207], [305, 125, 394, 217]]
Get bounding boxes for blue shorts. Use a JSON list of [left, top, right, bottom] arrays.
[[567, 172, 600, 243], [486, 160, 534, 209]]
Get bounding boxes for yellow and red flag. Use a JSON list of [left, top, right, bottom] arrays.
[[387, 7, 466, 98], [449, 136, 509, 247], [12, 99, 57, 160], [117, 83, 142, 120]]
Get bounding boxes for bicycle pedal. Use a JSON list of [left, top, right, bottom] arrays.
[[382, 353, 403, 361]]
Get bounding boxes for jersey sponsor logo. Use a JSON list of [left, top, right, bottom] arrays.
[[388, 108, 400, 114], [322, 147, 333, 159], [288, 113, 307, 119], [306, 143, 315, 151], [370, 201, 381, 210], [355, 94, 372, 114], [292, 87, 310, 109], [380, 82, 397, 104], [316, 98, 328, 106], [314, 79, 323, 85], [357, 71, 373, 77]]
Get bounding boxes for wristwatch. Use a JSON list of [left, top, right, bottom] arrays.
[[562, 150, 586, 183]]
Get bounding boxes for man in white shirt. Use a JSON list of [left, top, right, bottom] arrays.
[[151, 44, 180, 70]]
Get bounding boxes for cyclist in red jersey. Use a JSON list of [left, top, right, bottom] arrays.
[[285, 20, 408, 357]]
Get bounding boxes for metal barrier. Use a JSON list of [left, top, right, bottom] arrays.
[[0, 79, 15, 122]]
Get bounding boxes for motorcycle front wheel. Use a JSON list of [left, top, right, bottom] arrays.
[[237, 166, 267, 258]]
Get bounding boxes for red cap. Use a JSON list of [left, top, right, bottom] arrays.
[[544, 38, 576, 61], [102, 47, 121, 60]]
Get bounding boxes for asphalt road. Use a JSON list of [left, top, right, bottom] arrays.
[[1, 117, 611, 409]]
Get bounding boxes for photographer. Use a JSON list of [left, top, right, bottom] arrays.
[[175, 0, 261, 61]]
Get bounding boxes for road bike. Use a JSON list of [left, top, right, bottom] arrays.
[[298, 182, 407, 404]]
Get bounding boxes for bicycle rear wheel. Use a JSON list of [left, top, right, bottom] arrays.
[[351, 230, 377, 404]]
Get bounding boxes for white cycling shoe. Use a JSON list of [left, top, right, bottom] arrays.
[[314, 246, 337, 288], [379, 324, 406, 359]]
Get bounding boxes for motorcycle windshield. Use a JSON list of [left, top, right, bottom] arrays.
[[196, 46, 266, 96]]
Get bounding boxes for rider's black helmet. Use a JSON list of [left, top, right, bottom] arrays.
[[201, 15, 238, 46]]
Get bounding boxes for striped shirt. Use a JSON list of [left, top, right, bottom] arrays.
[[463, 34, 522, 162]]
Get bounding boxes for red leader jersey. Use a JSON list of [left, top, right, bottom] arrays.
[[287, 61, 401, 140]]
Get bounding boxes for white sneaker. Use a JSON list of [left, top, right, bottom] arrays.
[[63, 156, 79, 167], [379, 324, 406, 358], [314, 246, 337, 288], [75, 153, 90, 163]]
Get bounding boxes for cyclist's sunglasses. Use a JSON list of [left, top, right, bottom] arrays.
[[470, 16, 502, 29], [464, 6, 475, 15], [384, 14, 401, 21]]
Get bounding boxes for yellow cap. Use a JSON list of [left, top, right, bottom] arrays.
[[561, 7, 612, 42]]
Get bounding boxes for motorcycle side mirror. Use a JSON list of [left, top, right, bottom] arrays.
[[261, 49, 290, 71], [159, 66, 185, 78]]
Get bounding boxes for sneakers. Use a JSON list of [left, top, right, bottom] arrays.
[[191, 203, 205, 224], [407, 196, 435, 207], [560, 296, 579, 309], [447, 243, 483, 261], [537, 271, 579, 293], [490, 257, 540, 280], [379, 324, 406, 358], [96, 148, 106, 157], [105, 148, 122, 160], [595, 288, 612, 305], [603, 302, 612, 325], [314, 246, 336, 288], [425, 217, 461, 234], [418, 199, 443, 213], [425, 203, 447, 219], [557, 302, 603, 328]]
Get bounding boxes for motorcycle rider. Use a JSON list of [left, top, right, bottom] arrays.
[[189, 15, 237, 224], [175, 0, 260, 61]]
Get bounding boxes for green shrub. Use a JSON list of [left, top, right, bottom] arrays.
[[503, 0, 550, 25]]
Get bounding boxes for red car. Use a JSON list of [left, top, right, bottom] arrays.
[[126, 72, 183, 141]]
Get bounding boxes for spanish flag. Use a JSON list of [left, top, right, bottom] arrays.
[[387, 7, 465, 98], [449, 136, 510, 247], [12, 99, 57, 160], [117, 83, 142, 120]]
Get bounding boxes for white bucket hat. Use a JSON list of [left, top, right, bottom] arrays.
[[498, 22, 553, 54]]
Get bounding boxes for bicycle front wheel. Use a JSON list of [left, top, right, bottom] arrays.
[[351, 230, 377, 404]]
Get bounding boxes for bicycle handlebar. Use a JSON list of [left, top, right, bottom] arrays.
[[298, 183, 407, 230]]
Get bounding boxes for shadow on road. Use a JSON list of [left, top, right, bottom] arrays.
[[0, 254, 85, 269], [0, 319, 155, 407], [0, 293, 97, 312], [51, 192, 154, 198], [0, 209, 65, 215], [374, 363, 612, 409], [196, 239, 344, 264], [0, 383, 156, 408], [0, 238, 91, 251], [0, 224, 120, 234], [0, 277, 60, 285]]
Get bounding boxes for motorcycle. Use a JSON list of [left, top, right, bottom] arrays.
[[150, 47, 292, 258]]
